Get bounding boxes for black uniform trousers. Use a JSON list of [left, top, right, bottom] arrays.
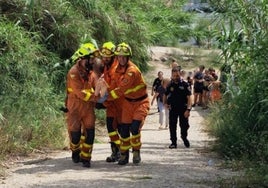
[[169, 107, 189, 145]]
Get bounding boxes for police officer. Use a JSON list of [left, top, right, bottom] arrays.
[[163, 67, 192, 148]]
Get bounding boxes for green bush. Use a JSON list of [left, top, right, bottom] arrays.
[[208, 0, 268, 185], [0, 19, 65, 154]]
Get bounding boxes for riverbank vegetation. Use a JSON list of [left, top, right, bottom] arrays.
[[207, 0, 268, 186]]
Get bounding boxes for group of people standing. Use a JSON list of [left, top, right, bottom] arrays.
[[151, 63, 192, 149], [151, 61, 221, 149], [64, 41, 149, 168], [192, 65, 221, 109]]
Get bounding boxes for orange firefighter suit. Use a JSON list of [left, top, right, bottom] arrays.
[[66, 62, 98, 164], [108, 60, 150, 124], [107, 60, 150, 165], [94, 59, 124, 162]]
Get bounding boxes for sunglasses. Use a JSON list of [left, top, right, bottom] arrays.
[[91, 50, 100, 58], [101, 48, 113, 56], [115, 46, 130, 54]]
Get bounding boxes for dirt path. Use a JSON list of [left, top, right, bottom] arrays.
[[1, 47, 239, 188]]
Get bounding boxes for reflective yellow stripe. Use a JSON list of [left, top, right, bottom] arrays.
[[80, 151, 91, 158], [83, 92, 91, 101], [125, 84, 145, 95], [68, 88, 94, 102], [108, 131, 118, 136], [80, 135, 86, 142], [120, 137, 131, 151], [111, 90, 119, 99], [70, 142, 80, 151], [109, 131, 120, 145], [80, 135, 86, 149], [114, 140, 121, 145], [80, 143, 93, 158], [130, 134, 141, 147], [82, 89, 94, 101], [121, 145, 131, 150], [131, 142, 141, 147], [131, 133, 140, 139], [83, 143, 92, 149], [121, 137, 130, 142]]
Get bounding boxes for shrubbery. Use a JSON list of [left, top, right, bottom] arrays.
[[208, 0, 268, 185], [0, 19, 65, 154]]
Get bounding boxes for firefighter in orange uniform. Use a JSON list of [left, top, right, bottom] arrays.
[[97, 41, 122, 162], [66, 42, 99, 168], [107, 42, 150, 165]]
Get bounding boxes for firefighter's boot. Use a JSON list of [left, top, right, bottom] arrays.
[[80, 128, 95, 168], [133, 150, 141, 164], [81, 159, 91, 168], [118, 150, 129, 165], [106, 142, 120, 162], [71, 150, 80, 163], [70, 131, 81, 163]]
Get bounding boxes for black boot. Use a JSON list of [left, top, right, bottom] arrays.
[[133, 150, 141, 164], [72, 150, 80, 163], [118, 150, 129, 165], [106, 142, 120, 162], [80, 129, 94, 168], [70, 131, 81, 163], [81, 159, 91, 168]]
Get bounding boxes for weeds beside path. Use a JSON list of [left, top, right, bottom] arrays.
[[1, 47, 241, 188]]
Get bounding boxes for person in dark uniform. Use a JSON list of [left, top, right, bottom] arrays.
[[163, 67, 192, 148]]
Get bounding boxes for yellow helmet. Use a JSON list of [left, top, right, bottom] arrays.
[[100, 41, 116, 57], [71, 42, 99, 62], [114, 42, 132, 56]]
